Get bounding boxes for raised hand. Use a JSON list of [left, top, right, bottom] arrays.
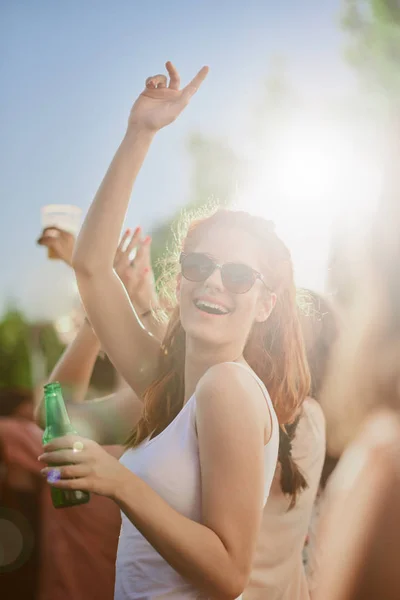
[[37, 225, 159, 316], [37, 227, 75, 265], [114, 227, 159, 315], [128, 61, 209, 132]]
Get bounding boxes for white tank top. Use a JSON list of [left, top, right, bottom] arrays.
[[114, 362, 279, 600]]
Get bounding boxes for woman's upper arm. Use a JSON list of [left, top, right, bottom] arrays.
[[76, 270, 161, 396], [195, 364, 269, 583], [68, 387, 143, 445]]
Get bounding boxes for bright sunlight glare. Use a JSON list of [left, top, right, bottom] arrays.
[[237, 114, 382, 292]]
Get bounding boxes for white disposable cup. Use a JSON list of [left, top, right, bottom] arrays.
[[41, 204, 82, 234], [41, 204, 82, 259]]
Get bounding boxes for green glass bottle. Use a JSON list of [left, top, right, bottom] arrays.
[[42, 382, 90, 509]]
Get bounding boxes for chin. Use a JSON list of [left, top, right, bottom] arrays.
[[187, 326, 225, 347], [181, 311, 233, 348]]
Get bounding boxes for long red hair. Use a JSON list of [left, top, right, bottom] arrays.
[[126, 210, 311, 504]]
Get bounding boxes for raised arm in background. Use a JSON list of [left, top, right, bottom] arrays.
[[35, 227, 166, 442]]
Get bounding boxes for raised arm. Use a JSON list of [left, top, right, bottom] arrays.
[[34, 319, 102, 426], [32, 319, 144, 444], [35, 225, 167, 443], [48, 319, 102, 402], [72, 62, 208, 391]]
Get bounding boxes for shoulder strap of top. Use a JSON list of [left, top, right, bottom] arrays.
[[223, 362, 277, 444]]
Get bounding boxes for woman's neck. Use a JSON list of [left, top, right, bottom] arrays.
[[183, 337, 244, 402]]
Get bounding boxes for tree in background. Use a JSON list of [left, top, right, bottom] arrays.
[[0, 305, 68, 390], [342, 0, 400, 101], [150, 131, 245, 281], [185, 132, 244, 208], [327, 0, 400, 296], [321, 0, 400, 456], [30, 322, 65, 383], [0, 308, 32, 389], [250, 57, 299, 144], [341, 0, 400, 311]]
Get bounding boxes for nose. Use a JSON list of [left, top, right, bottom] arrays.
[[204, 265, 225, 291]]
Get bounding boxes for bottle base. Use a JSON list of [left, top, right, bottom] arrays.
[[51, 488, 90, 509]]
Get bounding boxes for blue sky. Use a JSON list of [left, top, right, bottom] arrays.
[[0, 0, 349, 320]]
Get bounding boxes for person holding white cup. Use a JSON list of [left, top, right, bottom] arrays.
[[38, 204, 82, 260]]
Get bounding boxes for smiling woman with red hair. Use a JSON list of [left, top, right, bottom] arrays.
[[38, 62, 310, 599]]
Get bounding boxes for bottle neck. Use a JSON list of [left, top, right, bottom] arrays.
[[44, 391, 74, 437]]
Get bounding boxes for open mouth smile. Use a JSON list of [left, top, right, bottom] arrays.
[[194, 299, 231, 316]]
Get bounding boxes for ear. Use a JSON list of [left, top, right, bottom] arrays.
[[255, 292, 277, 323], [175, 273, 182, 304]]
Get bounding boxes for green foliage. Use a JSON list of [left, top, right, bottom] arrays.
[[341, 0, 400, 98], [0, 304, 67, 389], [150, 132, 244, 280], [186, 132, 244, 208], [0, 308, 32, 389], [252, 57, 299, 133], [37, 324, 65, 375]]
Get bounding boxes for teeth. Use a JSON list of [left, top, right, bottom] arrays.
[[195, 300, 229, 315]]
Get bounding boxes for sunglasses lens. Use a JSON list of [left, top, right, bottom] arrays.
[[182, 253, 214, 282], [222, 264, 256, 294]]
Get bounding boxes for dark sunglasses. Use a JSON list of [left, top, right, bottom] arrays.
[[179, 252, 272, 295]]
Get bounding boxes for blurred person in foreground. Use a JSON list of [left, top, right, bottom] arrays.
[[0, 388, 41, 599], [0, 387, 121, 600], [312, 159, 400, 599]]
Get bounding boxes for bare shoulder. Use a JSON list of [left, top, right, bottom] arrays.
[[293, 397, 326, 475], [197, 362, 264, 400], [299, 397, 326, 437], [195, 362, 270, 429], [303, 396, 324, 420]]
